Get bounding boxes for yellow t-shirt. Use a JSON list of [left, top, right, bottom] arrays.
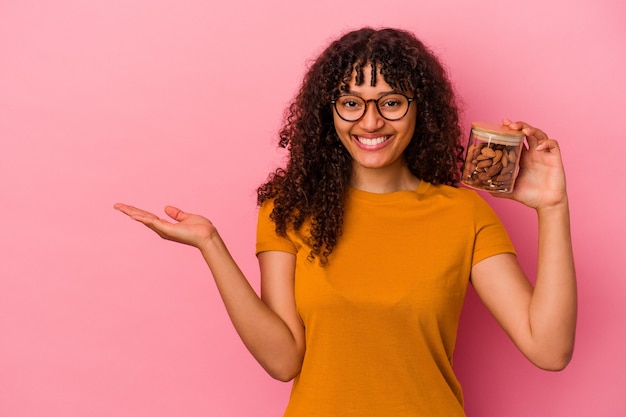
[[256, 181, 515, 417]]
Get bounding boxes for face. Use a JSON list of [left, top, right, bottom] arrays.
[[333, 64, 417, 176]]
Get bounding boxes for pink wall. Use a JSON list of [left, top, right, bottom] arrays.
[[1, 0, 624, 416]]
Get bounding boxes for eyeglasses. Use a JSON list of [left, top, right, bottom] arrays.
[[331, 93, 414, 122]]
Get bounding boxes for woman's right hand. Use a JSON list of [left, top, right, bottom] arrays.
[[113, 203, 218, 249], [115, 202, 305, 380]]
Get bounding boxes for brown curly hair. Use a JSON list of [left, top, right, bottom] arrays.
[[257, 27, 464, 263]]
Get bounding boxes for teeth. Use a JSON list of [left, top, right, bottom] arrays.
[[357, 136, 388, 146]]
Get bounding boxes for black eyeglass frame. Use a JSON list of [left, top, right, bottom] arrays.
[[331, 92, 415, 122]]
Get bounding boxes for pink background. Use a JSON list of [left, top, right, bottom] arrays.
[[1, 0, 624, 416]]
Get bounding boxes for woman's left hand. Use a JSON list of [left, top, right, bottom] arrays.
[[493, 119, 568, 210]]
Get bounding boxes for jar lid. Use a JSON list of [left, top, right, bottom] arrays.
[[471, 122, 525, 144]]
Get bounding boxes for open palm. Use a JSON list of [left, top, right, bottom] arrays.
[[113, 203, 218, 248]]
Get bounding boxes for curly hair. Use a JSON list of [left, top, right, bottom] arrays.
[[257, 27, 464, 263]]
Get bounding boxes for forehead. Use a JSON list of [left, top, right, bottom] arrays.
[[342, 63, 393, 92]]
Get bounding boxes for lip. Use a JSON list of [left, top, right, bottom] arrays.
[[352, 135, 393, 151]]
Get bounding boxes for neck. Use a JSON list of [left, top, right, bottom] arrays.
[[350, 162, 420, 194]]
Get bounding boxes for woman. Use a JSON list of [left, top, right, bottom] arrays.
[[114, 27, 576, 416]]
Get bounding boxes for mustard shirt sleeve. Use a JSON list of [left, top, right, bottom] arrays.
[[471, 192, 516, 265], [255, 200, 298, 256]]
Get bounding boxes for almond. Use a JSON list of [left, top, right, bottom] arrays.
[[477, 159, 492, 169], [493, 149, 503, 164], [481, 147, 496, 158]]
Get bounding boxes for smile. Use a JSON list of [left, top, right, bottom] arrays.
[[355, 135, 390, 146]]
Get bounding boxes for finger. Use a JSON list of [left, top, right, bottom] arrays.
[[142, 217, 176, 236], [510, 120, 548, 138], [114, 203, 154, 218], [114, 202, 185, 244], [502, 120, 547, 150], [501, 118, 519, 129], [501, 118, 513, 127], [114, 203, 165, 226], [523, 128, 551, 151], [113, 202, 131, 213], [521, 126, 547, 139], [164, 205, 189, 222], [502, 118, 533, 132], [505, 120, 548, 139], [535, 138, 561, 153], [498, 119, 539, 150], [127, 209, 178, 237]]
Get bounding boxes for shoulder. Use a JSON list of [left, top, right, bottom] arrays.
[[256, 198, 299, 255], [419, 182, 484, 206], [258, 197, 276, 218]]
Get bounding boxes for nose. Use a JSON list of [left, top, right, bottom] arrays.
[[358, 101, 385, 131]]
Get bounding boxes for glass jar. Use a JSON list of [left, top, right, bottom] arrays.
[[461, 122, 525, 193]]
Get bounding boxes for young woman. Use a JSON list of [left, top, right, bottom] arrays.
[[114, 27, 576, 417]]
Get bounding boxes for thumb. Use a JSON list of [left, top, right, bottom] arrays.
[[164, 205, 189, 222]]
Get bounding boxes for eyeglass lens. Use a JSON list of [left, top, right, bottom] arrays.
[[334, 94, 410, 121]]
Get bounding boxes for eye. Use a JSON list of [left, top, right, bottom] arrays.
[[379, 96, 403, 108], [338, 96, 364, 110]]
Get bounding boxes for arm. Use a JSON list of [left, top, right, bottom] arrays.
[[113, 204, 305, 381], [470, 120, 577, 371]]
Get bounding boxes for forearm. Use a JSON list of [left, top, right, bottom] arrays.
[[198, 235, 303, 381], [528, 199, 577, 369]]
